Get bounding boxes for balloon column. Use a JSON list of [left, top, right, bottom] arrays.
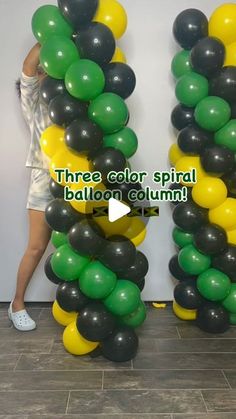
[[170, 4, 236, 333], [32, 0, 148, 362]]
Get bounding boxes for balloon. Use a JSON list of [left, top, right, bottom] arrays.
[[40, 76, 66, 105], [111, 47, 127, 63], [173, 300, 197, 320], [76, 302, 116, 341], [94, 0, 127, 39], [45, 199, 80, 232], [51, 231, 68, 248], [171, 104, 195, 131], [196, 303, 230, 333], [209, 4, 236, 46], [58, 0, 98, 30], [69, 219, 105, 257], [175, 156, 206, 187], [49, 93, 88, 127], [63, 321, 99, 355], [227, 229, 236, 246], [79, 261, 117, 299], [88, 93, 129, 134], [106, 181, 141, 204], [123, 218, 146, 247], [118, 251, 149, 282], [135, 277, 145, 292], [50, 149, 91, 186], [95, 214, 131, 236], [75, 22, 115, 66], [51, 244, 90, 281], [190, 37, 225, 77], [200, 146, 235, 174], [65, 59, 105, 101], [171, 50, 192, 79], [52, 300, 77, 326], [92, 147, 126, 178], [197, 268, 231, 301], [192, 177, 227, 209], [65, 118, 103, 154], [173, 201, 208, 233], [98, 235, 136, 272], [230, 312, 236, 325], [119, 301, 147, 328], [168, 144, 185, 166], [44, 254, 63, 285], [195, 96, 231, 132], [169, 183, 192, 206], [104, 280, 140, 316], [225, 42, 236, 66], [222, 284, 236, 313], [177, 124, 214, 155], [40, 125, 65, 158], [40, 35, 79, 79], [174, 279, 204, 309], [209, 198, 236, 230], [212, 245, 236, 281], [49, 178, 65, 199], [215, 120, 236, 152], [169, 255, 197, 282], [209, 66, 236, 104], [103, 127, 138, 159], [172, 227, 193, 248], [222, 166, 236, 198], [178, 244, 211, 275], [56, 281, 89, 312], [32, 5, 73, 44], [173, 9, 208, 50], [103, 63, 136, 99], [175, 72, 208, 107], [194, 224, 227, 256]]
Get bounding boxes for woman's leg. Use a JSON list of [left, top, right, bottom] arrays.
[[12, 209, 51, 312]]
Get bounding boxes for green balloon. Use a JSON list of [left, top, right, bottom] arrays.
[[222, 284, 236, 313], [119, 301, 147, 328], [197, 268, 231, 301], [32, 5, 73, 44], [195, 96, 231, 132], [175, 72, 208, 107], [104, 279, 140, 316], [40, 35, 79, 79], [178, 244, 211, 276], [172, 227, 193, 248], [51, 231, 68, 248], [51, 244, 89, 281], [88, 93, 129, 134], [79, 261, 117, 299], [215, 119, 236, 151], [171, 50, 192, 79], [103, 127, 138, 158], [65, 59, 105, 101], [230, 312, 236, 325]]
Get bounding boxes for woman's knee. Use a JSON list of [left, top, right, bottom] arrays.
[[26, 242, 48, 259]]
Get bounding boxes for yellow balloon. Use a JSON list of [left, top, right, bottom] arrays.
[[111, 47, 127, 63], [175, 156, 206, 187], [209, 198, 236, 230], [123, 217, 146, 247], [209, 4, 236, 46], [63, 321, 99, 355], [224, 41, 236, 66], [52, 301, 77, 326], [95, 214, 131, 236], [50, 148, 91, 186], [69, 180, 97, 214], [192, 177, 228, 209], [40, 125, 65, 158], [168, 143, 185, 166], [94, 0, 128, 39], [227, 228, 236, 245], [173, 300, 197, 321]]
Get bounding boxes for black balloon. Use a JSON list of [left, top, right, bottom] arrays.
[[174, 279, 204, 309], [99, 235, 137, 273], [177, 124, 214, 155], [56, 281, 89, 312], [209, 66, 236, 104], [212, 245, 236, 281], [169, 255, 197, 281], [44, 254, 63, 285], [40, 76, 66, 105], [65, 119, 103, 154], [231, 102, 236, 118], [190, 37, 225, 77], [76, 302, 116, 341], [101, 326, 139, 362], [103, 63, 136, 99], [196, 303, 230, 333], [169, 183, 192, 206], [222, 165, 236, 197], [45, 199, 81, 233], [171, 104, 195, 131], [194, 224, 227, 256], [75, 22, 115, 66], [173, 9, 208, 50], [105, 181, 142, 204], [118, 251, 149, 282], [173, 201, 208, 233], [49, 93, 88, 126], [49, 178, 65, 199], [68, 219, 105, 256], [135, 277, 145, 292], [92, 148, 126, 179], [58, 0, 98, 30], [200, 146, 235, 174]]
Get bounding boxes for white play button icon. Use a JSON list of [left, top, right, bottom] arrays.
[[108, 198, 131, 222]]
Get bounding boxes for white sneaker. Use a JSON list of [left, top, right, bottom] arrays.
[[8, 302, 36, 331]]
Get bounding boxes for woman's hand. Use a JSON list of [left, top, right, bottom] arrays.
[[23, 43, 41, 77]]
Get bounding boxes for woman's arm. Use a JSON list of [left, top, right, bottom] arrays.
[[23, 43, 41, 76]]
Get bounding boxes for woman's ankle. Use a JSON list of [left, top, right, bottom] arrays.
[[12, 298, 25, 312]]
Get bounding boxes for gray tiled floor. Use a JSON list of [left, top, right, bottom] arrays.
[[1, 302, 236, 417]]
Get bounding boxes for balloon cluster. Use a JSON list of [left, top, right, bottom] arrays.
[[170, 5, 236, 334], [32, 0, 148, 362]]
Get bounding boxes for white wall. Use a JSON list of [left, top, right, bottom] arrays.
[[0, 0, 223, 301]]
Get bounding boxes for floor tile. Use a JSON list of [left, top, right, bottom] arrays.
[[0, 355, 19, 371], [153, 339, 236, 353], [202, 389, 236, 412], [4, 415, 171, 419], [222, 370, 236, 388], [138, 324, 179, 339], [0, 339, 53, 355], [0, 325, 62, 340], [173, 414, 236, 419], [178, 325, 236, 339]]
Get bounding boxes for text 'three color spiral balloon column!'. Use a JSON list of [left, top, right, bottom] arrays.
[[31, 0, 149, 362], [170, 4, 236, 333]]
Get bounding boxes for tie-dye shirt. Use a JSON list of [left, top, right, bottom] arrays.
[[20, 72, 51, 169]]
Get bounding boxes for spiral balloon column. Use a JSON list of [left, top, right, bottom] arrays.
[[170, 4, 236, 333], [32, 0, 149, 362]]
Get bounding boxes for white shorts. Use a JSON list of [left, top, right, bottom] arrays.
[[27, 169, 53, 212]]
